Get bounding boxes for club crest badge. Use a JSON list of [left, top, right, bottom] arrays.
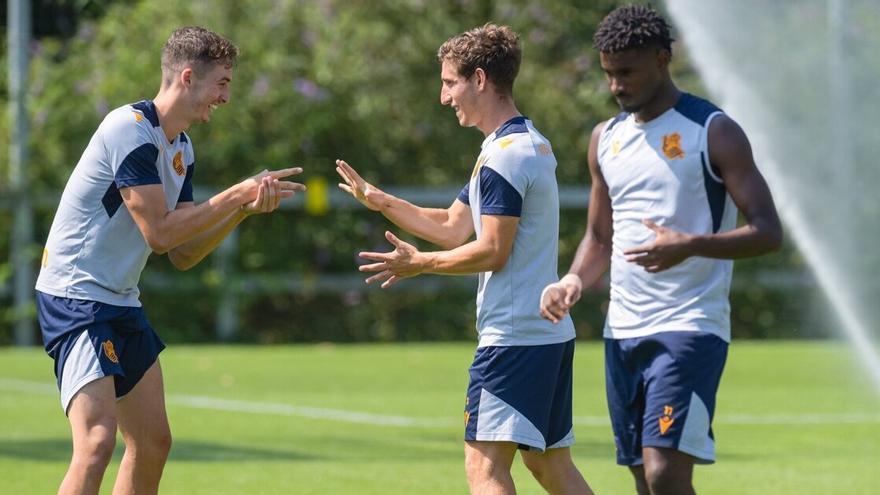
[[173, 151, 185, 176], [102, 340, 119, 364], [662, 132, 685, 159]]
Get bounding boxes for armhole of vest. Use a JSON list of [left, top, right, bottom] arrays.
[[702, 111, 724, 183]]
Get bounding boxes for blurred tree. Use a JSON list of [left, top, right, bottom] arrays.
[[0, 0, 822, 344]]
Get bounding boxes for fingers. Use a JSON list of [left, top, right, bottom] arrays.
[[335, 159, 362, 181], [381, 275, 401, 289], [365, 270, 393, 285], [359, 261, 388, 273], [623, 244, 650, 256], [385, 230, 403, 247], [359, 251, 393, 263], [642, 218, 660, 231], [268, 167, 303, 179]]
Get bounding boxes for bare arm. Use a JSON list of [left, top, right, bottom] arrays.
[[358, 214, 518, 288], [540, 121, 614, 323], [165, 172, 303, 269], [121, 167, 304, 264], [623, 115, 783, 272], [336, 159, 474, 249]]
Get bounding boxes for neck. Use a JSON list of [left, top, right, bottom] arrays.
[[476, 95, 521, 137], [152, 87, 191, 143], [633, 81, 681, 124]]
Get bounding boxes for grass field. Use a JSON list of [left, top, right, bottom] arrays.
[[1, 341, 879, 494]]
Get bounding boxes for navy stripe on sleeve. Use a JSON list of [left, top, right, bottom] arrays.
[[115, 143, 161, 189], [479, 166, 522, 217], [457, 182, 470, 205], [101, 182, 123, 218], [701, 152, 726, 233], [177, 163, 195, 204]]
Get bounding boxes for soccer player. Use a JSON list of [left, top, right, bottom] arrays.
[[35, 27, 305, 494], [540, 6, 783, 495], [336, 24, 593, 495]]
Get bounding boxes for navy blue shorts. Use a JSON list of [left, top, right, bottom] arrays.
[[36, 291, 165, 413], [605, 332, 728, 465], [465, 339, 575, 452]]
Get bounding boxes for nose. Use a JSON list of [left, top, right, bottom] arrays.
[[609, 77, 625, 96], [440, 86, 451, 106], [219, 88, 230, 104]]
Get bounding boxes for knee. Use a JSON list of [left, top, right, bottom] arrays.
[[143, 427, 173, 461], [127, 426, 172, 462], [79, 424, 117, 467], [522, 454, 551, 482], [644, 461, 689, 495], [465, 448, 501, 484], [152, 428, 173, 459]]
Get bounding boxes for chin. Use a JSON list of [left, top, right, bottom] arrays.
[[619, 102, 643, 113]]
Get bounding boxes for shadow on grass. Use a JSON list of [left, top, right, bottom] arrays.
[[0, 438, 319, 463]]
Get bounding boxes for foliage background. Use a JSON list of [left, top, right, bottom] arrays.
[[0, 0, 819, 344]]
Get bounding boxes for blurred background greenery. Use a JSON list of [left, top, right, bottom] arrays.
[[0, 0, 821, 345]]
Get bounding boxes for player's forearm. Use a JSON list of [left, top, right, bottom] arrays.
[[148, 185, 247, 253], [379, 196, 463, 249], [568, 236, 612, 288], [687, 220, 783, 259], [419, 238, 507, 275], [167, 208, 248, 270]]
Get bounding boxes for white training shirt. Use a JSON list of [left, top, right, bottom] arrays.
[[36, 100, 195, 307], [597, 93, 738, 342], [458, 116, 576, 347]]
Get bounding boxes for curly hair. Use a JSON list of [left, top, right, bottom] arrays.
[[593, 5, 674, 53], [161, 26, 238, 76], [437, 23, 521, 95]]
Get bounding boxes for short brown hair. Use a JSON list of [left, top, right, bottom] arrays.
[[437, 23, 521, 95], [161, 26, 238, 77]]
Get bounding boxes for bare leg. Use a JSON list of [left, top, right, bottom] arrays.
[[59, 377, 118, 495], [464, 441, 518, 495], [642, 447, 696, 495], [520, 447, 594, 494], [112, 361, 172, 495], [628, 465, 651, 495]]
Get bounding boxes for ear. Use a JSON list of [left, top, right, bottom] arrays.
[[656, 49, 671, 70], [180, 67, 194, 88], [473, 67, 487, 91]]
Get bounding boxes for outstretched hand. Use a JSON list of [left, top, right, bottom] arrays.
[[623, 219, 693, 272], [358, 231, 425, 289], [241, 167, 306, 215], [539, 274, 583, 324], [336, 159, 386, 211]]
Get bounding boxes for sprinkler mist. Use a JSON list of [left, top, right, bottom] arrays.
[[664, 0, 880, 392]]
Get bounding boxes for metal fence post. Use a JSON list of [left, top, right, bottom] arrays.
[[214, 229, 239, 341], [8, 0, 34, 346]]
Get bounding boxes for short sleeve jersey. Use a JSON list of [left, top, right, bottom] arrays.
[[458, 116, 576, 347], [36, 100, 195, 307], [597, 93, 738, 342]]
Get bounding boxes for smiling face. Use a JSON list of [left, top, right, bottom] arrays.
[[439, 59, 481, 128], [185, 62, 232, 124], [599, 47, 669, 113]]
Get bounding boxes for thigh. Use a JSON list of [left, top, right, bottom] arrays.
[[520, 445, 575, 472], [641, 332, 728, 463], [464, 440, 518, 469], [66, 375, 118, 441], [116, 360, 169, 441]]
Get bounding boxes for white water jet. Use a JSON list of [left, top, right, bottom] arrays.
[[664, 0, 880, 392]]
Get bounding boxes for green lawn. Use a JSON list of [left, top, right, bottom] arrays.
[[1, 341, 878, 494]]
